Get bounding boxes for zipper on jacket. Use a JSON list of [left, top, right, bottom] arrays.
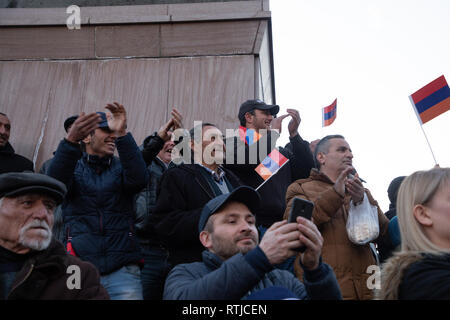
[[7, 263, 34, 299]]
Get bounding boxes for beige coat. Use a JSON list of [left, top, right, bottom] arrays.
[[284, 169, 390, 300]]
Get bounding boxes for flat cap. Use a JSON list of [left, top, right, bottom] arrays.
[[0, 172, 67, 204]]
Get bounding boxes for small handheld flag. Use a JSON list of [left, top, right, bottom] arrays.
[[66, 239, 77, 257], [255, 148, 289, 190], [409, 75, 450, 125], [239, 126, 262, 146], [322, 99, 337, 127]]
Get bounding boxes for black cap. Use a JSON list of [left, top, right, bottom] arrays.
[[387, 176, 406, 204], [63, 115, 78, 133], [238, 99, 279, 123], [96, 112, 110, 129], [0, 172, 67, 204], [198, 186, 261, 233]]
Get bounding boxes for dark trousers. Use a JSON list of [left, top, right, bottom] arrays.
[[140, 245, 170, 300]]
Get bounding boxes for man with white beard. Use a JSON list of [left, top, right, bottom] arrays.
[[0, 172, 109, 300]]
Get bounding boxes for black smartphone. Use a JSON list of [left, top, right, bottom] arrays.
[[288, 197, 314, 252]]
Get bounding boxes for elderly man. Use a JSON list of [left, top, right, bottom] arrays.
[[151, 122, 242, 268], [47, 103, 148, 300], [163, 186, 342, 300], [0, 172, 108, 299], [0, 112, 34, 174], [284, 135, 391, 300]]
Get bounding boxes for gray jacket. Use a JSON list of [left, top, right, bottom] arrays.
[[163, 247, 342, 300]]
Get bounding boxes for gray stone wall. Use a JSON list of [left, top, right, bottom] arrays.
[[1, 0, 251, 9]]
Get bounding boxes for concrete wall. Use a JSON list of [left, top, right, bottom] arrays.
[[1, 0, 251, 9], [0, 0, 275, 171]]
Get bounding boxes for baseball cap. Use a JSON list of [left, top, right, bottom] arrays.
[[238, 99, 279, 123], [63, 115, 78, 133], [198, 186, 261, 233], [96, 112, 110, 129], [0, 172, 67, 204]]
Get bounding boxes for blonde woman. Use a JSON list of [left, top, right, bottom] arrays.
[[377, 167, 450, 299]]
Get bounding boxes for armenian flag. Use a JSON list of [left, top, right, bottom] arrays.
[[322, 98, 337, 127], [255, 148, 289, 181], [409, 75, 450, 125], [239, 126, 262, 145]]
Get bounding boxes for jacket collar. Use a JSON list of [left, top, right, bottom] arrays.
[[83, 153, 113, 171], [202, 250, 224, 270], [309, 168, 335, 185], [8, 239, 69, 298]]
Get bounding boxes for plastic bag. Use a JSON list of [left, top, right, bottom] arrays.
[[346, 193, 379, 245]]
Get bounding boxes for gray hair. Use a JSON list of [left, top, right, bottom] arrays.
[[314, 134, 345, 169]]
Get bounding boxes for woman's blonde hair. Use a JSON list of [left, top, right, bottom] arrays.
[[397, 167, 450, 254]]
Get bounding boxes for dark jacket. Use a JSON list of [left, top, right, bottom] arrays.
[[378, 252, 450, 299], [224, 132, 314, 227], [163, 247, 342, 300], [47, 134, 149, 275], [39, 155, 65, 243], [3, 239, 109, 300], [135, 134, 168, 246], [151, 163, 242, 266], [0, 142, 34, 174]]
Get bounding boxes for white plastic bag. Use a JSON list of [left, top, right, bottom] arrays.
[[346, 193, 379, 245]]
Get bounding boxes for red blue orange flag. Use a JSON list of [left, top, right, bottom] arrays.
[[255, 148, 289, 181], [409, 75, 450, 125], [239, 126, 262, 146], [322, 98, 337, 127]]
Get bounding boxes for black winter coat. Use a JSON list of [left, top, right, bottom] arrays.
[[151, 164, 242, 266], [0, 142, 34, 174], [399, 253, 450, 299], [224, 132, 314, 227]]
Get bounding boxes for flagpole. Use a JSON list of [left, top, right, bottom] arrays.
[[256, 159, 290, 191], [408, 96, 438, 165], [419, 124, 438, 165]]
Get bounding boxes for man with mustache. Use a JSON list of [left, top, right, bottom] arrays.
[[0, 172, 108, 299], [284, 135, 391, 300], [0, 112, 34, 174], [47, 103, 148, 300], [163, 186, 342, 300]]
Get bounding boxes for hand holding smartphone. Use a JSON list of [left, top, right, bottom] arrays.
[[288, 197, 314, 252]]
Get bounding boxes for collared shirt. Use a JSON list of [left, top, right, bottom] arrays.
[[196, 163, 230, 194]]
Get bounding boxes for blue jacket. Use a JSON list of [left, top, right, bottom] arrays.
[[47, 134, 149, 275], [163, 247, 342, 300]]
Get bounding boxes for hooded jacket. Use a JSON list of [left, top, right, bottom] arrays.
[[284, 169, 391, 300], [377, 252, 450, 300], [0, 142, 34, 174], [2, 239, 109, 300]]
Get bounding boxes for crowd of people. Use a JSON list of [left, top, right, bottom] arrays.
[[0, 101, 448, 300]]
